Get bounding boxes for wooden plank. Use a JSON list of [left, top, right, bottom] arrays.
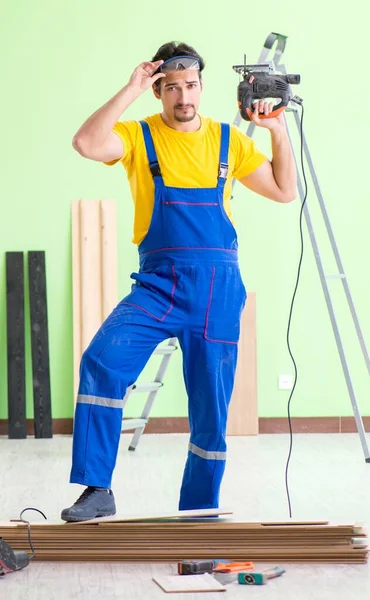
[[28, 251, 52, 438], [79, 507, 232, 525], [6, 252, 26, 439], [100, 199, 118, 319], [72, 200, 118, 402], [72, 200, 82, 400], [227, 292, 258, 435], [80, 200, 102, 353]]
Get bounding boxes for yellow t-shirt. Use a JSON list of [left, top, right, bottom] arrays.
[[105, 113, 267, 245]]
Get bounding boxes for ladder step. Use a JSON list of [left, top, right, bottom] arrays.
[[154, 345, 177, 355], [122, 337, 176, 451], [325, 273, 346, 279], [122, 418, 148, 431], [132, 382, 163, 393]]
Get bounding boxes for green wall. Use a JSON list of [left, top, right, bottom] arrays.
[[1, 1, 369, 421]]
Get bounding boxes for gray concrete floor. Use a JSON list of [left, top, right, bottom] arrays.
[[0, 432, 369, 599]]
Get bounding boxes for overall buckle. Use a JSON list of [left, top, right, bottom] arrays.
[[219, 162, 228, 179], [149, 162, 162, 178]]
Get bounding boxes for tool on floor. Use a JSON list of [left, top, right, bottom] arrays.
[[213, 561, 255, 573], [178, 559, 216, 575], [213, 572, 239, 586], [178, 559, 254, 575], [233, 56, 300, 121], [238, 566, 286, 585], [0, 538, 30, 575], [0, 507, 47, 575]]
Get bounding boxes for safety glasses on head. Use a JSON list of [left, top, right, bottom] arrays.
[[157, 55, 200, 73]]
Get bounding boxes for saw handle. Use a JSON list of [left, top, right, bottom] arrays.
[[239, 92, 288, 121]]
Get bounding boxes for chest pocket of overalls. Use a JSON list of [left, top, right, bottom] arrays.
[[125, 266, 177, 322], [203, 266, 247, 344]]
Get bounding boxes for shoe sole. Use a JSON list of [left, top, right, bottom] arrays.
[[61, 511, 116, 523]]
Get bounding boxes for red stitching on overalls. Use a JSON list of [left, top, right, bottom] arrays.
[[164, 202, 218, 206], [140, 247, 238, 256], [122, 265, 177, 322], [203, 266, 238, 345]]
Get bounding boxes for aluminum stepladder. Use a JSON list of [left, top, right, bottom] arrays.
[[234, 32, 370, 461], [121, 338, 178, 451]]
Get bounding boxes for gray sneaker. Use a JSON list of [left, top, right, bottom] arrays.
[[61, 487, 116, 522]]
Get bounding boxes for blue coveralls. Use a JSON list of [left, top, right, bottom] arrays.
[[70, 120, 247, 510]]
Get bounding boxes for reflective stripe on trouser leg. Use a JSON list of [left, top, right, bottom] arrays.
[[178, 331, 238, 510], [188, 443, 227, 461], [70, 299, 171, 489]]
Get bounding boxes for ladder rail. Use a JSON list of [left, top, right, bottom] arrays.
[[285, 113, 370, 460], [260, 34, 369, 374], [290, 108, 370, 375], [232, 31, 370, 460]]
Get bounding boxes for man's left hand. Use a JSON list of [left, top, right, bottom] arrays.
[[250, 101, 286, 130]]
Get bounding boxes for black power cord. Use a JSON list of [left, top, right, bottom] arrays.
[[19, 507, 47, 559], [284, 96, 308, 518]]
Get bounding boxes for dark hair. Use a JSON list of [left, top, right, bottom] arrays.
[[151, 41, 205, 90]]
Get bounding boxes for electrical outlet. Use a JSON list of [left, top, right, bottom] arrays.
[[279, 375, 293, 390]]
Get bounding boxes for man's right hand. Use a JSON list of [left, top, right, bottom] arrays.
[[72, 60, 166, 164], [128, 60, 166, 94]]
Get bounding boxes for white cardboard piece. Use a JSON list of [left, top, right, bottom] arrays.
[[152, 573, 226, 593]]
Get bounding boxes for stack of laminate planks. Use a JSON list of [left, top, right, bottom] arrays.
[[0, 510, 367, 564]]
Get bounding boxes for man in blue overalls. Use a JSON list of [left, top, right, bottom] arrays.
[[62, 42, 297, 521]]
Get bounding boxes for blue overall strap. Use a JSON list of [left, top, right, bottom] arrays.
[[218, 123, 230, 183], [139, 120, 162, 178]]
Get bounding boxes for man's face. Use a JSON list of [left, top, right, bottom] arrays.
[[154, 70, 202, 123]]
